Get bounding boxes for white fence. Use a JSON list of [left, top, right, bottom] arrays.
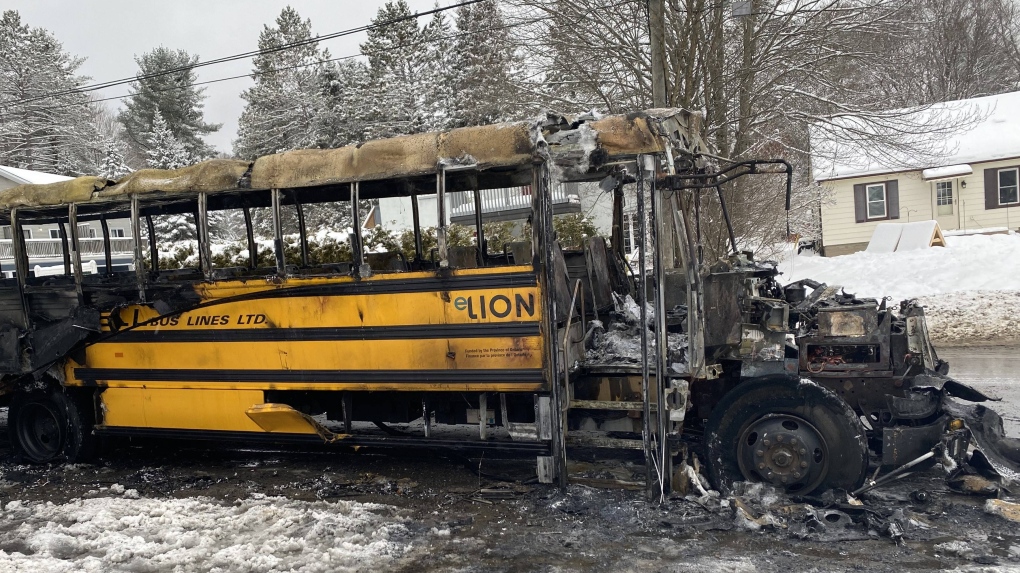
[[449, 185, 581, 224], [0, 237, 135, 259]]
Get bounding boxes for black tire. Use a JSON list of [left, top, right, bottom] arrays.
[[9, 388, 96, 464], [705, 375, 868, 495]]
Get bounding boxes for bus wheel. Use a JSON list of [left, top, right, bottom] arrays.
[[705, 376, 868, 495], [9, 389, 95, 464]]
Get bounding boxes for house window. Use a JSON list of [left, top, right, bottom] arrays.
[[110, 228, 126, 238], [936, 181, 953, 215], [77, 224, 96, 239], [866, 183, 887, 219], [49, 229, 60, 239], [22, 229, 32, 240], [1000, 168, 1019, 206]]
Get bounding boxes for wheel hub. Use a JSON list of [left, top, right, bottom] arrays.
[[16, 402, 62, 461], [738, 414, 828, 492]]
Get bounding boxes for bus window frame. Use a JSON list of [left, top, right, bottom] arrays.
[[133, 196, 204, 283], [11, 206, 76, 287], [278, 184, 362, 278], [71, 202, 135, 281]]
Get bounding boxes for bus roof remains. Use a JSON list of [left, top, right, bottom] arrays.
[[0, 109, 703, 210]]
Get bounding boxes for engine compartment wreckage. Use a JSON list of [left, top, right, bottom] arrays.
[[0, 108, 1016, 503]]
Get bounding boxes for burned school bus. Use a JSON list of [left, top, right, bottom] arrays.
[[1, 109, 1018, 496]]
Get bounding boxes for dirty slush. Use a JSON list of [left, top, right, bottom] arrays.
[[3, 428, 1020, 572]]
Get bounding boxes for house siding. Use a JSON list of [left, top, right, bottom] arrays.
[[820, 157, 1020, 254]]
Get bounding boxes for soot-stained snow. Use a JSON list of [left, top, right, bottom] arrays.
[[0, 493, 414, 573]]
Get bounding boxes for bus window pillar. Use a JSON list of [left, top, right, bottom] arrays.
[[350, 182, 368, 277], [99, 217, 113, 275], [130, 195, 146, 302], [57, 218, 71, 276], [197, 193, 212, 279], [270, 189, 286, 276], [471, 174, 484, 267], [436, 169, 448, 268], [68, 204, 84, 301], [243, 206, 257, 270], [407, 181, 423, 264], [294, 200, 309, 268]]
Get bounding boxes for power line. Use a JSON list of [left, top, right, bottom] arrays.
[[1, 0, 485, 110], [27, 14, 551, 116]]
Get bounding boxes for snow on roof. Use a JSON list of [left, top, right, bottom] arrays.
[[921, 164, 972, 181], [0, 165, 73, 185], [811, 90, 1020, 182]]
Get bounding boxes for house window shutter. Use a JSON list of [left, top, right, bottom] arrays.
[[985, 168, 999, 210], [886, 180, 900, 219], [853, 184, 867, 223]]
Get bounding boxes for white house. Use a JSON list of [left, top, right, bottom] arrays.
[[811, 91, 1020, 256]]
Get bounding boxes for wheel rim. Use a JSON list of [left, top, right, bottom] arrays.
[[737, 414, 828, 493], [16, 402, 63, 461]]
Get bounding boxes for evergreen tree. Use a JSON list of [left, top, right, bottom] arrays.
[[361, 1, 438, 138], [419, 9, 455, 131], [119, 47, 221, 162], [451, 0, 520, 127], [317, 59, 372, 148], [234, 7, 333, 159], [0, 10, 103, 175], [145, 110, 191, 169], [99, 138, 131, 179]]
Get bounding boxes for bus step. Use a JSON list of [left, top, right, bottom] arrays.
[[568, 400, 648, 411]]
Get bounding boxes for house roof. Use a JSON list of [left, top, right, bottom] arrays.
[[0, 165, 73, 185], [811, 90, 1020, 182]]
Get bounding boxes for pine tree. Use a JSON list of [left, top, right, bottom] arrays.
[[119, 47, 221, 162], [0, 10, 104, 175], [234, 7, 333, 159], [99, 138, 131, 179], [145, 110, 191, 170], [451, 0, 520, 127], [317, 59, 372, 148], [419, 10, 455, 132], [361, 1, 435, 138]]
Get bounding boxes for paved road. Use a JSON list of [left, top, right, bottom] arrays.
[[938, 344, 1020, 435]]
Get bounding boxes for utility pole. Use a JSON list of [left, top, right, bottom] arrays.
[[648, 0, 667, 107]]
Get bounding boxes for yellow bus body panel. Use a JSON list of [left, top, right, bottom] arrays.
[[68, 266, 549, 431], [99, 388, 267, 432]]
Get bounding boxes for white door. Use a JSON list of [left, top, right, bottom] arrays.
[[933, 180, 959, 230]]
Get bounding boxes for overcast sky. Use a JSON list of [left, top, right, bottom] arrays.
[[7, 0, 442, 153]]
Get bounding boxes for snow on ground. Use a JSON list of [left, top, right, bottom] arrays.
[[777, 233, 1020, 344], [0, 492, 414, 573]]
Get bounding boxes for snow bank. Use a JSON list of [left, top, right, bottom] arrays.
[[0, 494, 413, 573], [778, 234, 1020, 343]]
